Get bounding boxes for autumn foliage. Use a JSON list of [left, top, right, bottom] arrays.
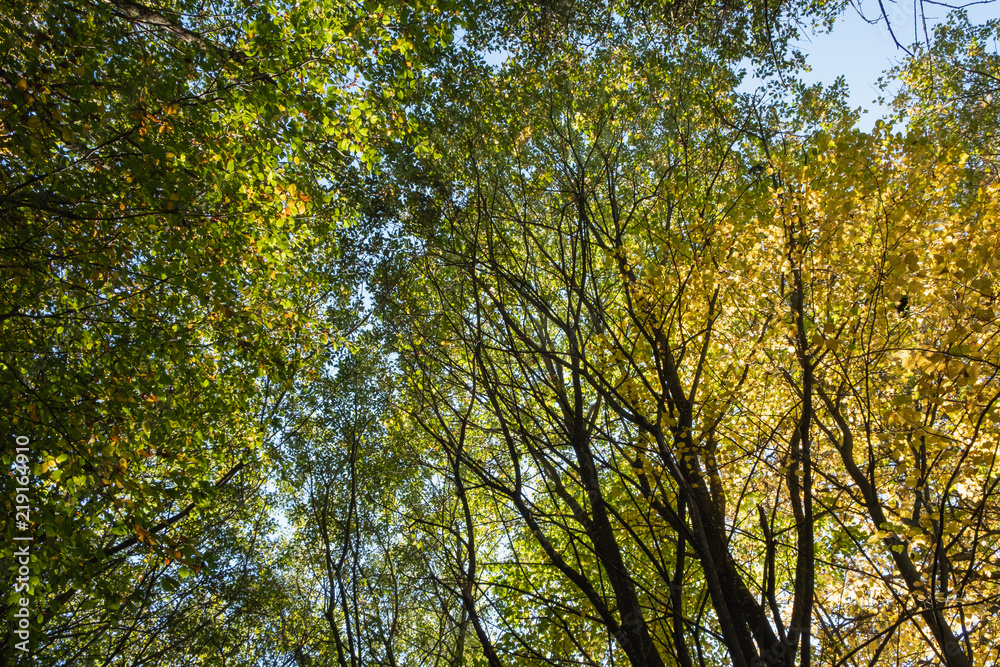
[[3, 1, 1000, 666]]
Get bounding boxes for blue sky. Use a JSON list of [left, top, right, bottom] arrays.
[[795, 1, 997, 126], [794, 7, 906, 121]]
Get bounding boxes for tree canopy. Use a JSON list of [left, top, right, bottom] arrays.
[[3, 1, 1000, 666]]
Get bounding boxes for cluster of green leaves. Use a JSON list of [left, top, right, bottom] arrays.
[[369, 5, 1000, 667], [1, 0, 459, 662], [4, 0, 999, 665]]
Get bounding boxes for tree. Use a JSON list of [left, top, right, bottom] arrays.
[[888, 12, 999, 179], [1, 0, 458, 662], [381, 6, 1000, 666], [272, 345, 466, 667], [5, 1, 999, 665]]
